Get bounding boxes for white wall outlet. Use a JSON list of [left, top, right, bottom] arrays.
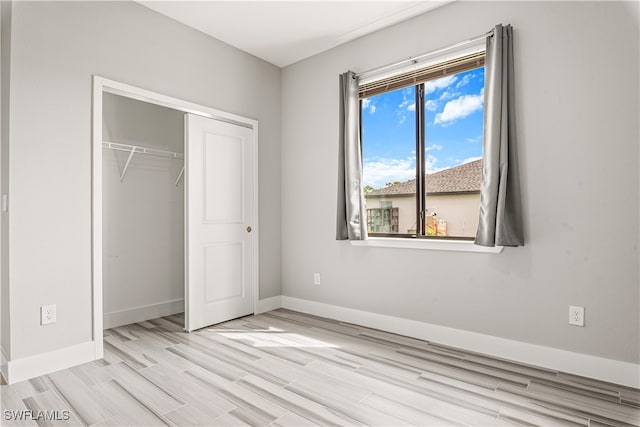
[[569, 306, 584, 327], [313, 272, 321, 285], [41, 304, 56, 325]]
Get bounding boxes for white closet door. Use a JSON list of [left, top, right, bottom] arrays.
[[185, 114, 255, 332]]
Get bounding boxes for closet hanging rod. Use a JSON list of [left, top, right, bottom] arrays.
[[102, 141, 184, 159], [103, 141, 184, 182]]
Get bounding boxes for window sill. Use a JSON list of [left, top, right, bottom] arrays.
[[350, 237, 503, 253]]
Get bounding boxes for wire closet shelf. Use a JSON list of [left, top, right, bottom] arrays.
[[102, 141, 184, 185]]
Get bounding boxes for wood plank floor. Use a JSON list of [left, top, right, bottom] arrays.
[[1, 309, 638, 426]]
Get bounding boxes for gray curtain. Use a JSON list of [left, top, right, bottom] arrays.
[[336, 71, 367, 240], [475, 24, 524, 247]]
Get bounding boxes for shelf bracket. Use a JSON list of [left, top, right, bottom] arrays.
[[119, 146, 137, 182], [175, 166, 185, 186]]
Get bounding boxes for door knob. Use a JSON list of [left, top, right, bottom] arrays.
[[246, 226, 252, 233]]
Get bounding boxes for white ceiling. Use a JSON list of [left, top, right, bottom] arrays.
[[138, 1, 451, 67]]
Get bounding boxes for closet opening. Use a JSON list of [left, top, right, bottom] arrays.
[[92, 77, 259, 360], [102, 93, 186, 330]]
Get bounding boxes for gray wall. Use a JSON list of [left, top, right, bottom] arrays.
[[102, 94, 184, 324], [1, 0, 12, 358], [7, 1, 281, 360], [281, 1, 640, 363]]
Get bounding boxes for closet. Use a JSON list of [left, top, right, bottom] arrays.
[[102, 94, 185, 329], [99, 87, 257, 333]]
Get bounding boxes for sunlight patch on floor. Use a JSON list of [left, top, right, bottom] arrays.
[[218, 331, 339, 348], [205, 326, 283, 333]]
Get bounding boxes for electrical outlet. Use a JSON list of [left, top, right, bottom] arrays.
[[569, 306, 584, 327], [41, 304, 56, 325], [313, 272, 321, 285]]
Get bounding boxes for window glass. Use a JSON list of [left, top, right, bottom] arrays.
[[424, 68, 485, 238], [362, 86, 417, 235], [362, 66, 485, 239]]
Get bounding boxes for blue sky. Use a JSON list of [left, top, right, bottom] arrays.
[[361, 67, 484, 189]]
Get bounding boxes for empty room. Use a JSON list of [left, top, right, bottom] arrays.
[[1, 1, 639, 426]]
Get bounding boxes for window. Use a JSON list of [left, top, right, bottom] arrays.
[[361, 51, 485, 239]]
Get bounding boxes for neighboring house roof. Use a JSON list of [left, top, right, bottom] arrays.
[[367, 159, 482, 197]]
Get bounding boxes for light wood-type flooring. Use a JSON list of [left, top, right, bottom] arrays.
[[1, 309, 639, 426]]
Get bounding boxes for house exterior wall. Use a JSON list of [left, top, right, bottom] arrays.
[[425, 193, 480, 238], [365, 195, 415, 234], [365, 193, 480, 237]]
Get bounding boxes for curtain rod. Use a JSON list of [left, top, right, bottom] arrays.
[[355, 29, 494, 79]]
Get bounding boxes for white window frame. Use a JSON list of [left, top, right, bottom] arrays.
[[351, 237, 503, 253]]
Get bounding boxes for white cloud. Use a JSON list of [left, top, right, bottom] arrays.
[[434, 89, 484, 125], [398, 91, 412, 110], [465, 135, 482, 144], [361, 98, 376, 114], [396, 87, 417, 123], [363, 152, 452, 186], [455, 73, 474, 89], [439, 90, 460, 101], [363, 157, 415, 189], [425, 100, 438, 111], [460, 156, 482, 165], [424, 75, 457, 95], [457, 156, 482, 166], [426, 154, 449, 173]]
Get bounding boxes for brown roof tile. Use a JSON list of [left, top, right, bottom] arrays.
[[367, 159, 482, 197]]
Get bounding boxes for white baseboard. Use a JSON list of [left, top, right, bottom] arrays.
[[3, 341, 96, 384], [256, 296, 282, 314], [281, 296, 640, 388], [104, 299, 184, 329]]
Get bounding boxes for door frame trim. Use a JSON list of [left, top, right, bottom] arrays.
[[91, 76, 259, 359]]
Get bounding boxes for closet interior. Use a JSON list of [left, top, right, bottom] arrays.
[[102, 93, 185, 329]]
